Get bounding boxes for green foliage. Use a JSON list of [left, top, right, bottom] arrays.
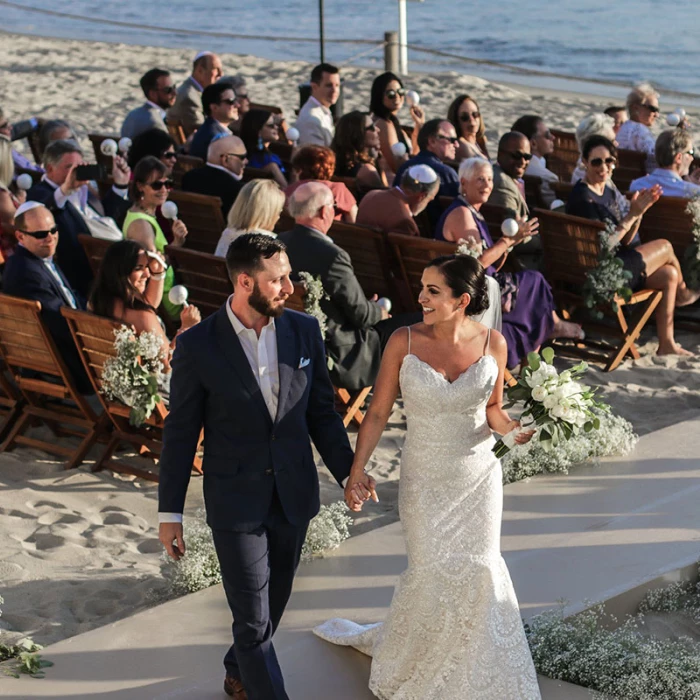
[[0, 638, 53, 679], [681, 195, 700, 291]]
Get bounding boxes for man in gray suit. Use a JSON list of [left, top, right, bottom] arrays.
[[121, 69, 176, 140], [168, 51, 223, 136]]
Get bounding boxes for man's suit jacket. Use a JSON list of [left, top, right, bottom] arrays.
[[27, 180, 129, 298], [488, 164, 529, 220], [121, 103, 168, 140], [181, 165, 242, 219], [278, 225, 383, 391], [189, 118, 230, 160], [2, 245, 92, 395], [167, 76, 204, 136], [295, 98, 334, 147], [158, 305, 354, 531]]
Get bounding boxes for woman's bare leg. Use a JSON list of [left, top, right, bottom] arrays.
[[638, 239, 700, 306], [645, 264, 692, 356]]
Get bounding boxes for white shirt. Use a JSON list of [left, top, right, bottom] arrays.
[[159, 297, 280, 524], [295, 96, 335, 147], [616, 120, 657, 172], [42, 257, 77, 309], [206, 162, 243, 181], [145, 100, 167, 120]]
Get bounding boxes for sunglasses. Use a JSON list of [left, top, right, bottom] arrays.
[[589, 156, 617, 167], [19, 226, 59, 239], [263, 122, 277, 128], [161, 151, 177, 160], [225, 152, 248, 160], [147, 179, 174, 191], [160, 85, 177, 94], [0, 121, 9, 131], [437, 135, 459, 145], [508, 151, 532, 161], [235, 92, 250, 101], [641, 104, 660, 114], [687, 149, 695, 157], [459, 112, 480, 122], [384, 88, 406, 100], [365, 122, 378, 132], [219, 98, 238, 106]]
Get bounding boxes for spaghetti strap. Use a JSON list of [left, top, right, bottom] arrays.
[[407, 326, 412, 355], [483, 327, 491, 357]]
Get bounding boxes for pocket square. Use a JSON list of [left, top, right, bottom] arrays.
[[298, 357, 311, 369]]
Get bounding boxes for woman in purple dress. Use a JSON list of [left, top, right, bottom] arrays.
[[436, 157, 583, 368]]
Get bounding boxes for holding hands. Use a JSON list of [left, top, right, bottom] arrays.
[[344, 469, 379, 512]]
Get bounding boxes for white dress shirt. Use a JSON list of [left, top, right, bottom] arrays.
[[206, 162, 243, 181], [159, 297, 280, 524], [295, 96, 335, 147]]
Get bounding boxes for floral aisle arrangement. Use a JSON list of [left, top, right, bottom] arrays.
[[582, 220, 633, 318], [493, 347, 610, 458], [682, 194, 700, 291], [297, 271, 335, 370]]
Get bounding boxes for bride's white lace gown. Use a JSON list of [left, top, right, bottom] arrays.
[[314, 343, 541, 699]]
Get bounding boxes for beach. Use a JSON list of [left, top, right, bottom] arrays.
[[1, 30, 700, 652]]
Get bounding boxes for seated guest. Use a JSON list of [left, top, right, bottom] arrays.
[[447, 94, 490, 161], [604, 105, 628, 135], [217, 75, 249, 134], [0, 108, 43, 173], [284, 146, 357, 222], [3, 202, 92, 393], [370, 71, 425, 180], [38, 119, 75, 159], [121, 68, 176, 140], [630, 130, 700, 198], [511, 115, 558, 207], [167, 51, 223, 136], [567, 135, 698, 356], [278, 182, 420, 390], [357, 164, 439, 236], [295, 63, 341, 148], [28, 139, 131, 297], [437, 158, 582, 368], [90, 239, 200, 370], [181, 135, 246, 219], [215, 179, 284, 257], [0, 138, 23, 261], [240, 109, 287, 187], [332, 110, 386, 191], [616, 83, 663, 173], [123, 156, 187, 319], [189, 83, 239, 160]]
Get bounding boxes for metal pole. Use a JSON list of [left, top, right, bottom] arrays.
[[398, 0, 407, 75], [384, 31, 399, 74], [319, 0, 325, 63]]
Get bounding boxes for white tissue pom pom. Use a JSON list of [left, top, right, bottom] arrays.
[[550, 198, 565, 210], [406, 90, 420, 107], [16, 173, 33, 190], [100, 138, 118, 156], [675, 108, 687, 119], [501, 218, 519, 237], [118, 137, 132, 153], [377, 297, 392, 312], [168, 285, 189, 306], [286, 126, 300, 142], [667, 113, 681, 127], [161, 201, 178, 219], [391, 142, 407, 158]]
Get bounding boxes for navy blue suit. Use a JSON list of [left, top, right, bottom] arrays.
[[2, 245, 92, 394], [189, 117, 230, 160], [158, 304, 354, 698]]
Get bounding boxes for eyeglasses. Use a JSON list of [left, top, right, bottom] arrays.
[[641, 104, 660, 114], [161, 151, 177, 160], [459, 112, 480, 122], [507, 151, 533, 161], [589, 156, 617, 167], [225, 152, 248, 161], [159, 85, 177, 94], [687, 149, 695, 157], [365, 122, 378, 132], [263, 122, 277, 128], [19, 226, 59, 239], [384, 88, 406, 100], [146, 179, 174, 191], [437, 135, 459, 145], [219, 98, 238, 106]]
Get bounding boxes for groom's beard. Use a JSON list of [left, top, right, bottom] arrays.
[[249, 281, 286, 318]]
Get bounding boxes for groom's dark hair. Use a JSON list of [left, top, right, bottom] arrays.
[[225, 232, 287, 284]]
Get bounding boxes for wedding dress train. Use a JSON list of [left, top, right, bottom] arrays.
[[314, 338, 541, 699]]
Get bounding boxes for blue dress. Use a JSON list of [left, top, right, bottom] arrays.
[[436, 197, 555, 368], [248, 150, 285, 175]]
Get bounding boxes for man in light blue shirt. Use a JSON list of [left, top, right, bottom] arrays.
[[630, 129, 700, 198]]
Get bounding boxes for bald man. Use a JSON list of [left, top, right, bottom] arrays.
[[167, 51, 224, 135], [181, 135, 247, 219]]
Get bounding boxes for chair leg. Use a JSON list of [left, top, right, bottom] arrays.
[[0, 409, 32, 454], [335, 386, 372, 428], [504, 369, 517, 387], [93, 434, 121, 473], [65, 413, 111, 471]]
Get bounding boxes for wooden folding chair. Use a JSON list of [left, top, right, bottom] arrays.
[[61, 307, 202, 481], [613, 149, 647, 193], [546, 129, 579, 182], [287, 284, 371, 428], [535, 208, 662, 371], [168, 190, 225, 253], [78, 234, 113, 276], [0, 295, 109, 469], [0, 360, 22, 442], [172, 154, 204, 189], [636, 195, 694, 258], [242, 166, 275, 182], [165, 246, 232, 319], [88, 132, 119, 171], [167, 119, 187, 146]]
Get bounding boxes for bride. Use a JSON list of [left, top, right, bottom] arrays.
[[314, 254, 541, 699]]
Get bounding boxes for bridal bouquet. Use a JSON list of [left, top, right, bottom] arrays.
[[100, 325, 168, 427], [493, 347, 609, 457]]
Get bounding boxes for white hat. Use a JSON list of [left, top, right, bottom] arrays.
[[194, 51, 214, 62], [407, 164, 438, 184], [14, 201, 46, 217]]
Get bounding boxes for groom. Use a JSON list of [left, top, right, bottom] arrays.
[[158, 233, 374, 700]]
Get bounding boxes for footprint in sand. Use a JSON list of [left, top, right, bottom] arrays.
[[25, 499, 65, 511], [137, 539, 162, 554]]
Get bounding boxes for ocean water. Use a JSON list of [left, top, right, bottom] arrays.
[[3, 0, 700, 97]]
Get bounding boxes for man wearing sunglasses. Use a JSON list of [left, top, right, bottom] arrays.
[[511, 114, 559, 208], [182, 135, 247, 218], [630, 129, 700, 198], [3, 202, 92, 395], [189, 83, 239, 160], [121, 68, 176, 140]]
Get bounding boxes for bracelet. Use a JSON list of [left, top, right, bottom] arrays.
[[150, 272, 166, 281]]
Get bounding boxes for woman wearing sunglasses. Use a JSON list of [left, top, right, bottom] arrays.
[[240, 108, 287, 188], [567, 135, 699, 356], [123, 156, 187, 318], [369, 71, 425, 181], [332, 110, 387, 191], [447, 94, 490, 161]]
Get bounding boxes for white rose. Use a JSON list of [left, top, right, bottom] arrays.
[[543, 394, 558, 410], [560, 370, 571, 382], [525, 368, 545, 388], [572, 411, 587, 428], [551, 405, 566, 419], [531, 386, 548, 402]]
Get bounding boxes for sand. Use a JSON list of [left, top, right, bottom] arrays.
[[1, 30, 700, 651]]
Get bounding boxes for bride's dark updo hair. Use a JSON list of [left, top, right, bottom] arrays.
[[425, 254, 490, 315]]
